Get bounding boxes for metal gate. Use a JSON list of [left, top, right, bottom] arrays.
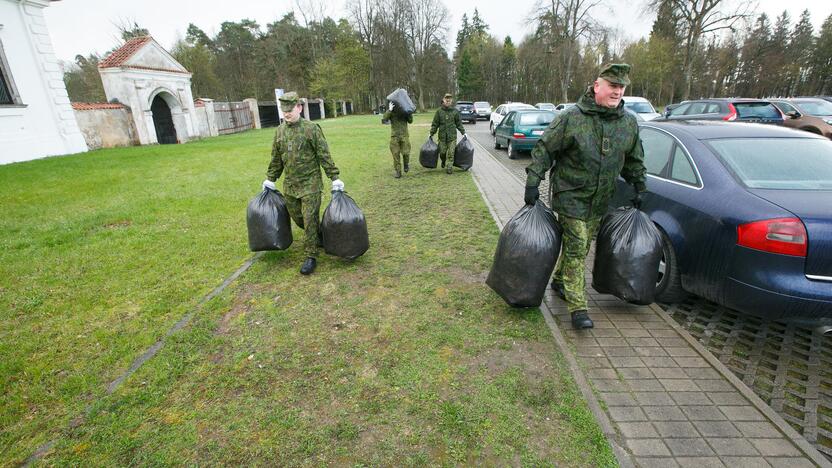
[[214, 101, 254, 135]]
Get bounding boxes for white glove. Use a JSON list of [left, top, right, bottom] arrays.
[[388, 102, 394, 111], [332, 179, 345, 191], [262, 180, 275, 191]]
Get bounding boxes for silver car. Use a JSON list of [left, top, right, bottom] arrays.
[[474, 101, 492, 120]]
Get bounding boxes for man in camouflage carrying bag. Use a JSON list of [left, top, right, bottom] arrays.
[[262, 92, 343, 275], [429, 93, 465, 174], [383, 102, 413, 178], [524, 64, 647, 329]]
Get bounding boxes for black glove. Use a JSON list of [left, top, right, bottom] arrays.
[[632, 182, 646, 209], [632, 192, 642, 209], [524, 186, 539, 205]]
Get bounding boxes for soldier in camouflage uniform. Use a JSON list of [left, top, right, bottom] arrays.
[[524, 64, 647, 329], [383, 102, 413, 178], [262, 92, 342, 275], [429, 93, 466, 174]]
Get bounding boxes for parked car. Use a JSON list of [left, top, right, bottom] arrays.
[[656, 98, 784, 125], [456, 101, 477, 124], [474, 101, 492, 120], [771, 98, 832, 139], [489, 103, 536, 135], [555, 103, 575, 111], [535, 102, 556, 112], [622, 96, 661, 121], [493, 110, 556, 159], [607, 121, 832, 322]]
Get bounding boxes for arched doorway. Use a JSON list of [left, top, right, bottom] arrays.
[[151, 95, 177, 144]]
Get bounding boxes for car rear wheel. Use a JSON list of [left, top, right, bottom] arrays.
[[655, 230, 687, 303], [494, 135, 502, 149], [507, 140, 519, 159], [490, 122, 495, 135]]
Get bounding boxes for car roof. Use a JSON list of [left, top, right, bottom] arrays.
[[641, 120, 828, 140], [457, 101, 473, 104], [623, 96, 650, 102]]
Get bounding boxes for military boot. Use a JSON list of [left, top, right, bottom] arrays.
[[394, 169, 402, 178], [403, 162, 409, 173], [571, 310, 594, 329], [446, 166, 453, 174], [550, 279, 566, 300], [441, 159, 446, 168], [300, 257, 317, 275]]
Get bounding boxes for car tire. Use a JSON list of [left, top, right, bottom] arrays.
[[655, 229, 687, 303], [507, 140, 518, 159], [490, 122, 495, 136], [494, 136, 501, 149]]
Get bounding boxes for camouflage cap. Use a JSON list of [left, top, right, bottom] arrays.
[[598, 63, 631, 86], [279, 91, 301, 112], [443, 93, 453, 100]]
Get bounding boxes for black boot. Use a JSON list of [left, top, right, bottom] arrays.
[[551, 279, 566, 300], [300, 257, 317, 275], [441, 159, 446, 168], [403, 162, 409, 173], [571, 310, 594, 329]]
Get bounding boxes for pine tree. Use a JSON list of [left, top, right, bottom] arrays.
[[788, 10, 814, 95], [809, 13, 832, 94], [456, 14, 470, 51]]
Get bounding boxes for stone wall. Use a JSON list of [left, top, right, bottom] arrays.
[[72, 104, 138, 150]]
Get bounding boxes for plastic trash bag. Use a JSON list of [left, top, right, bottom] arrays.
[[592, 206, 663, 305], [321, 190, 369, 259], [453, 135, 474, 170], [247, 188, 293, 251], [487, 201, 563, 307], [420, 136, 439, 168], [386, 88, 416, 115]]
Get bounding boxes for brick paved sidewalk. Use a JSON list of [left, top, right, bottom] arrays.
[[468, 138, 829, 467]]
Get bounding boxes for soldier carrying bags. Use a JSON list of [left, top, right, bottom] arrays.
[[383, 101, 413, 178], [524, 64, 647, 329], [430, 93, 465, 174], [262, 92, 343, 275]]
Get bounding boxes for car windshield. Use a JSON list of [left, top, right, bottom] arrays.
[[624, 102, 655, 113], [474, 101, 490, 108], [734, 103, 781, 119], [708, 138, 832, 189], [796, 100, 832, 116], [517, 112, 555, 126]]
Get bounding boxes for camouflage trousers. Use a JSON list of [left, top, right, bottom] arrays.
[[438, 139, 456, 169], [553, 215, 602, 312], [389, 135, 411, 172], [284, 192, 322, 258]]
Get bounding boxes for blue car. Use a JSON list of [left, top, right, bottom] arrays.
[[609, 121, 832, 323]]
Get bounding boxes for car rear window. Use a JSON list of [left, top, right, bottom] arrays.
[[474, 101, 490, 108], [518, 112, 555, 126], [708, 138, 832, 189], [457, 104, 473, 111], [734, 103, 781, 119]]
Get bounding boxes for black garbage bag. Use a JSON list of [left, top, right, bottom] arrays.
[[247, 188, 293, 251], [487, 201, 563, 307], [386, 88, 416, 115], [321, 190, 369, 259], [453, 135, 474, 170], [420, 136, 439, 168], [592, 206, 663, 305]]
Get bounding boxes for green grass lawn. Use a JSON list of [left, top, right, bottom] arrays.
[[0, 113, 615, 466]]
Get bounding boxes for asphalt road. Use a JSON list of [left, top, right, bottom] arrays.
[[465, 116, 832, 460]]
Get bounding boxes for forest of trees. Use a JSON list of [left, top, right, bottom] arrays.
[[64, 0, 832, 112]]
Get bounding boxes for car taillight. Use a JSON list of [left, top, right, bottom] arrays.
[[737, 217, 807, 257], [512, 132, 525, 138], [723, 103, 738, 121]]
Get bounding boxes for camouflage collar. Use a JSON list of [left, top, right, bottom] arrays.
[[577, 87, 624, 119]]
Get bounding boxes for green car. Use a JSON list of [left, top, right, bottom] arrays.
[[493, 109, 556, 159]]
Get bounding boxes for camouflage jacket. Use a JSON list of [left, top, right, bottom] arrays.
[[267, 118, 340, 197], [525, 88, 646, 220], [430, 105, 465, 142], [383, 110, 413, 137]]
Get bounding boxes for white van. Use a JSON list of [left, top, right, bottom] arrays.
[[622, 96, 661, 121]]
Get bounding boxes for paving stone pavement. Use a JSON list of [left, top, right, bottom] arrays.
[[467, 132, 829, 468]]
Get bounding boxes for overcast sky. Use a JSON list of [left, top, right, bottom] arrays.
[[44, 0, 832, 63]]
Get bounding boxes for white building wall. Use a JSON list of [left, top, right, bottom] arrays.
[[0, 0, 87, 165]]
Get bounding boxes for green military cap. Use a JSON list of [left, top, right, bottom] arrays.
[[443, 93, 453, 100], [279, 91, 301, 112], [598, 63, 631, 86]]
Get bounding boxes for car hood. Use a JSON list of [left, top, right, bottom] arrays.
[[639, 112, 661, 121], [750, 189, 832, 278]]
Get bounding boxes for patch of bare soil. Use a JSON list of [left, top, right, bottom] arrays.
[[442, 267, 489, 285]]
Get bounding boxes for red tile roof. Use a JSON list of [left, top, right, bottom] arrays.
[[71, 102, 125, 110], [98, 36, 152, 69]]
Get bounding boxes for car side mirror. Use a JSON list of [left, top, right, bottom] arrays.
[[786, 110, 801, 119]]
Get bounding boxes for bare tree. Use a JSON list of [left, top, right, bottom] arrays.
[[404, 0, 449, 111], [532, 0, 604, 102], [648, 0, 756, 100]]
